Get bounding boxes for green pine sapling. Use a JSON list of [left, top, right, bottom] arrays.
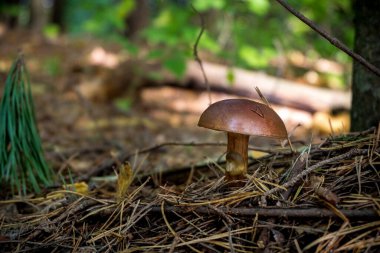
[[0, 54, 53, 195]]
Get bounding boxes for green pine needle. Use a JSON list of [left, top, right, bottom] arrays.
[[0, 54, 54, 196]]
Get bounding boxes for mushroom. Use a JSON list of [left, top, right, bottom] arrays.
[[198, 99, 287, 180]]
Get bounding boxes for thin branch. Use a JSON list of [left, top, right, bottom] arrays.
[[274, 0, 380, 78], [192, 5, 211, 104], [149, 205, 378, 219]]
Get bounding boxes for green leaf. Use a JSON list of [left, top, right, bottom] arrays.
[[247, 0, 270, 16], [114, 98, 132, 113], [287, 16, 309, 34], [193, 0, 226, 11], [163, 54, 187, 78], [199, 31, 221, 54], [143, 27, 173, 45], [43, 24, 60, 40], [226, 69, 235, 86], [239, 45, 275, 68], [122, 40, 139, 55], [116, 0, 135, 20], [42, 57, 61, 77], [146, 50, 164, 60]]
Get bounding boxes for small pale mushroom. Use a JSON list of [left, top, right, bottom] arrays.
[[198, 99, 287, 180]]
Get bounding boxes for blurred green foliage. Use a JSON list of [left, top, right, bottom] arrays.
[[42, 56, 62, 77], [43, 24, 60, 40], [65, 0, 135, 36], [112, 0, 353, 78], [114, 97, 132, 113], [1, 0, 353, 84]]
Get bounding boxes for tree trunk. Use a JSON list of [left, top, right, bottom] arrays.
[[51, 0, 66, 32], [351, 0, 380, 131], [29, 0, 50, 34], [0, 0, 21, 28], [125, 0, 149, 40]]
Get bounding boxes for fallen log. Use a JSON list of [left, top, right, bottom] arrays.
[[173, 61, 351, 112], [76, 59, 351, 112]]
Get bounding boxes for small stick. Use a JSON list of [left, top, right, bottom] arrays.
[[255, 86, 271, 108], [274, 0, 380, 78]]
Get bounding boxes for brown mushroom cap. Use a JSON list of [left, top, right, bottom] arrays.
[[198, 99, 287, 139]]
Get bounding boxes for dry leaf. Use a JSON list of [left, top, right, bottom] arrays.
[[116, 162, 133, 200], [63, 182, 89, 195]]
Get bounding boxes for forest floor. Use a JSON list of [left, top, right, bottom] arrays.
[[0, 30, 379, 252]]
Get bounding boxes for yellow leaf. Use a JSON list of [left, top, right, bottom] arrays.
[[116, 162, 133, 200], [63, 182, 89, 195]]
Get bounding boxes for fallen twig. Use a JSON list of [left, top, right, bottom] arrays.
[[149, 205, 378, 219]]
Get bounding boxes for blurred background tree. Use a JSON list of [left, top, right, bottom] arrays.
[[351, 0, 380, 131]]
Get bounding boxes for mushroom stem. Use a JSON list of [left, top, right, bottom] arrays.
[[226, 132, 249, 180]]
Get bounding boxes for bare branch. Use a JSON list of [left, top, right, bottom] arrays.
[[150, 205, 378, 219], [275, 0, 380, 78], [192, 5, 212, 104]]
